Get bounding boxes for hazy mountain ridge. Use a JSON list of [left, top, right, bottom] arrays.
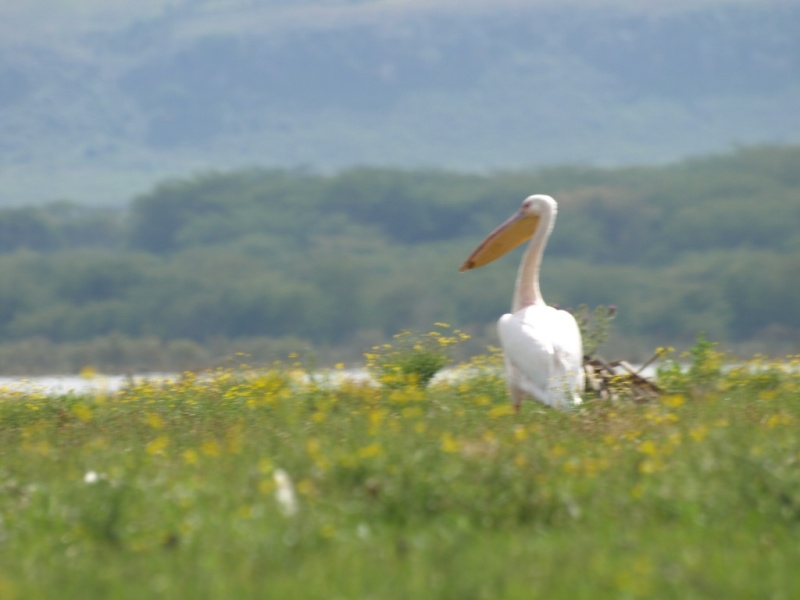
[[1, 0, 799, 204]]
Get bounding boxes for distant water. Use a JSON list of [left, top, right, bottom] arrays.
[[0, 370, 371, 396], [0, 374, 174, 396], [0, 365, 660, 397]]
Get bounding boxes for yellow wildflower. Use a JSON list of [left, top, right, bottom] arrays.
[[358, 443, 383, 459], [144, 412, 164, 429], [201, 440, 221, 457], [226, 426, 244, 455], [661, 394, 686, 409], [296, 479, 315, 496], [689, 425, 709, 442], [307, 438, 321, 456], [79, 365, 97, 379], [401, 406, 423, 419], [146, 435, 169, 456], [765, 413, 792, 428], [487, 404, 515, 418], [182, 449, 199, 465], [638, 440, 658, 456], [23, 440, 51, 456], [603, 434, 620, 449], [471, 395, 490, 406], [368, 409, 386, 435], [441, 433, 460, 453], [638, 459, 660, 474], [71, 404, 93, 423]]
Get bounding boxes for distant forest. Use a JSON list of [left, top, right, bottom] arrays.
[[0, 145, 798, 372]]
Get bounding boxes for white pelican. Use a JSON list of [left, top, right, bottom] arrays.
[[460, 194, 584, 410]]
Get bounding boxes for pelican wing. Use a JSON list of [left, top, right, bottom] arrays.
[[549, 309, 585, 401], [497, 306, 584, 409]]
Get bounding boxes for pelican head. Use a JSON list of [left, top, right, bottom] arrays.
[[459, 194, 556, 272]]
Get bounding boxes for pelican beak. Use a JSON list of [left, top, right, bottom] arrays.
[[459, 210, 540, 271]]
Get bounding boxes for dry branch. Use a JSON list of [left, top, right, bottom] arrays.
[[583, 353, 661, 402]]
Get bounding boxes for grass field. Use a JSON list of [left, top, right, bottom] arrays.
[[0, 335, 798, 599]]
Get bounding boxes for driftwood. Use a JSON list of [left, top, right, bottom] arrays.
[[583, 352, 662, 402]]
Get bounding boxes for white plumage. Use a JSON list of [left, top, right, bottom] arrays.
[[498, 305, 583, 409], [461, 194, 584, 410]]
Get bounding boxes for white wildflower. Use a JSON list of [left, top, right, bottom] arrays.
[[273, 468, 298, 517]]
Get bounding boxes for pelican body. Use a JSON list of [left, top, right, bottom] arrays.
[[460, 194, 584, 410]]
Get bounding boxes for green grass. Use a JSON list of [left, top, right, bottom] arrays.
[[0, 344, 799, 599]]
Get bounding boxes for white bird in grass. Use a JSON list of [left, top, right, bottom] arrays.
[[460, 194, 584, 411]]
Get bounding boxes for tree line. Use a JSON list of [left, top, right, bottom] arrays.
[[0, 145, 798, 371]]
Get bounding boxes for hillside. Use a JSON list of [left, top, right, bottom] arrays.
[[1, 0, 799, 204], [0, 145, 796, 372]]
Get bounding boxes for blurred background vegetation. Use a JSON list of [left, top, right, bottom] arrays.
[[0, 144, 797, 373], [1, 0, 798, 371]]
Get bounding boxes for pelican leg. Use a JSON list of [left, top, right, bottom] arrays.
[[510, 386, 524, 413]]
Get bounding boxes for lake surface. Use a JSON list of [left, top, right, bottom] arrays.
[[0, 374, 174, 396], [0, 370, 374, 396], [0, 364, 660, 397]]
